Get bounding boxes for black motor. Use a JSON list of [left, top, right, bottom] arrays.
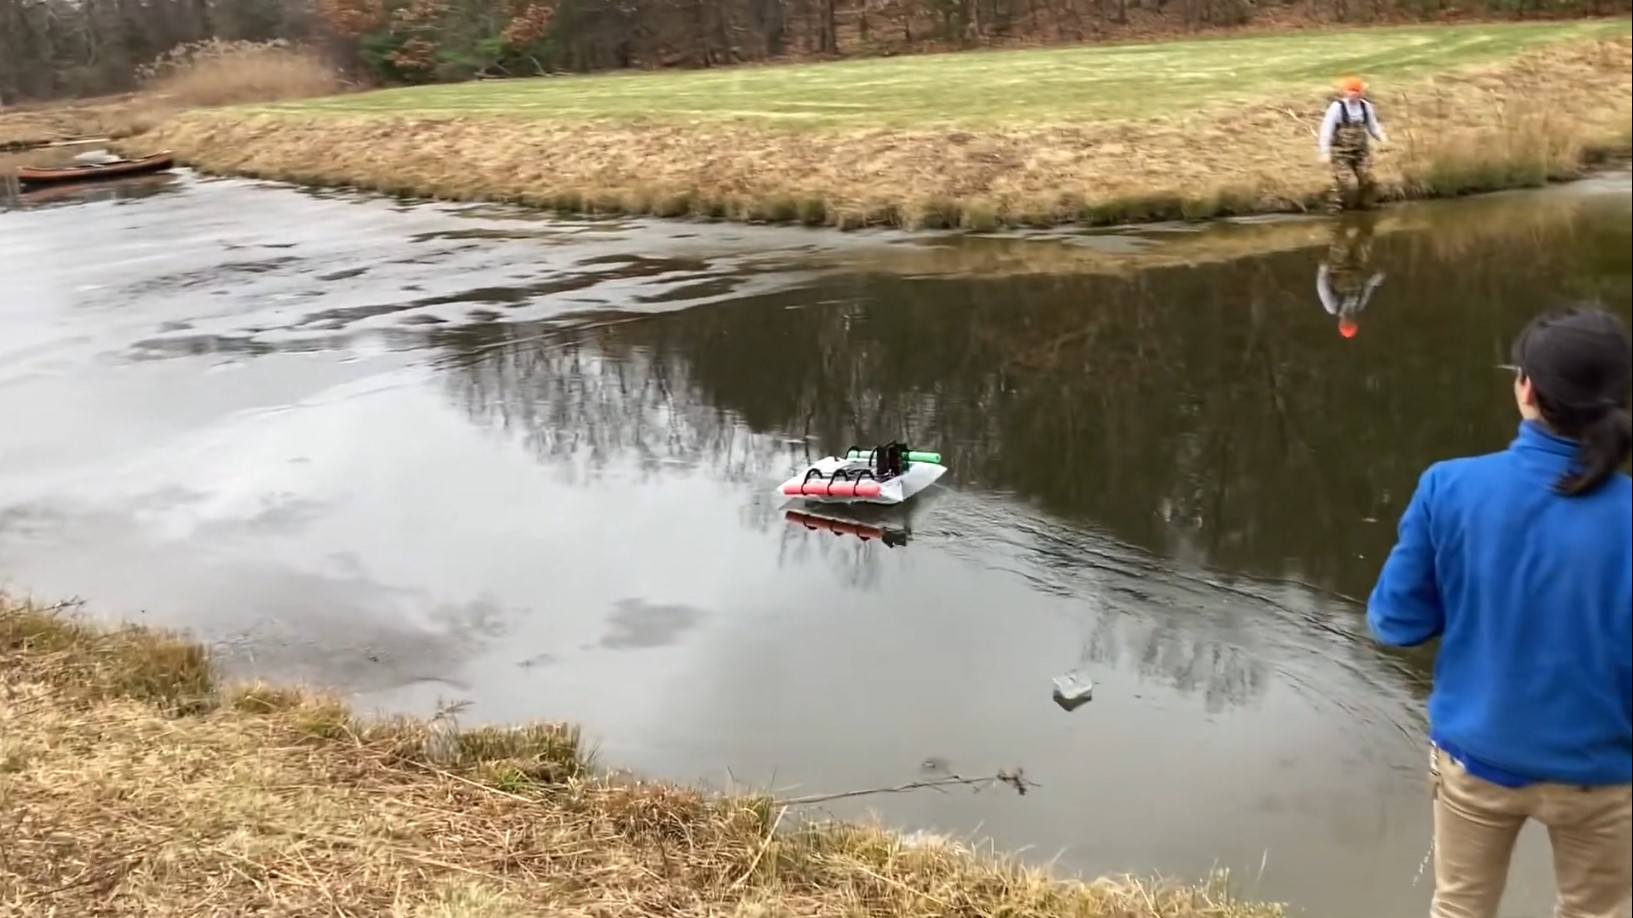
[[843, 440, 913, 480]]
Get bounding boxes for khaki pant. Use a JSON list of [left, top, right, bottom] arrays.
[[1430, 745, 1633, 918]]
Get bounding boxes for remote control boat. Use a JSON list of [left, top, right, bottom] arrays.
[[775, 441, 947, 506]]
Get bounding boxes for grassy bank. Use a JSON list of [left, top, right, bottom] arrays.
[[834, 181, 1621, 278], [0, 95, 161, 152], [0, 593, 1284, 917], [125, 20, 1632, 229]]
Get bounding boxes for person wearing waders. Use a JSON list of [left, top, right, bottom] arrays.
[[1317, 216, 1385, 338], [1318, 76, 1387, 213], [1367, 306, 1632, 918]]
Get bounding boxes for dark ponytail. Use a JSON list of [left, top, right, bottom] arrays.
[[1511, 305, 1633, 496]]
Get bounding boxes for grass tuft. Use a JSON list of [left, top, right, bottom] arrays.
[[0, 591, 1287, 917], [960, 200, 1001, 231], [655, 190, 698, 217], [1, 598, 215, 714], [225, 682, 310, 714], [796, 196, 828, 226]]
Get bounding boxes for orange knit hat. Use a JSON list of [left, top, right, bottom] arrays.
[[1339, 76, 1366, 94]]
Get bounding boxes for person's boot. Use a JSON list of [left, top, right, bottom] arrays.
[[1358, 180, 1377, 211]]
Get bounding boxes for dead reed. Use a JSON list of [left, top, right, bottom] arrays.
[[0, 40, 347, 154], [137, 39, 349, 109], [0, 593, 1286, 917]]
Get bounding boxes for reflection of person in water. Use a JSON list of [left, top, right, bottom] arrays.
[[1317, 215, 1385, 339]]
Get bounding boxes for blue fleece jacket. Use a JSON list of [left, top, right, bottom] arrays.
[[1368, 420, 1633, 787]]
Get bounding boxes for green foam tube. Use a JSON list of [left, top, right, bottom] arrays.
[[847, 448, 942, 464]]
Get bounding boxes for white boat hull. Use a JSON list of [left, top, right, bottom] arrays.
[[775, 456, 947, 506]]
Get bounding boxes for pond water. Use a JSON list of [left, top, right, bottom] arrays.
[[3, 171, 1629, 917]]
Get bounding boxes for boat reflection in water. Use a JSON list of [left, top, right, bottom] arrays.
[[784, 507, 910, 547], [5, 171, 182, 211], [775, 486, 951, 590]]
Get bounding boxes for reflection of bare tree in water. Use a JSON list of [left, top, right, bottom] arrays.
[[432, 196, 1625, 702], [439, 324, 790, 487], [436, 321, 907, 587], [774, 522, 890, 591], [847, 493, 1279, 710], [1079, 610, 1268, 713], [771, 498, 924, 591]]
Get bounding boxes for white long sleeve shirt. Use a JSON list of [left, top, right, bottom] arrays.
[[1318, 99, 1386, 157]]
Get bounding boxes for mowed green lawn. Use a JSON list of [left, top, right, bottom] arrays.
[[270, 19, 1629, 127]]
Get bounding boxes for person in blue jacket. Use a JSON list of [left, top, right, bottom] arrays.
[[1368, 305, 1632, 918]]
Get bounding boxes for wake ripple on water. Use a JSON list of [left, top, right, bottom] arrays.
[[919, 486, 1424, 739]]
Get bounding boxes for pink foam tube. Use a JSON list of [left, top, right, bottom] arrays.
[[782, 479, 882, 498]]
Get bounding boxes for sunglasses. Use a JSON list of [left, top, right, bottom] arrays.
[[1497, 363, 1531, 387]]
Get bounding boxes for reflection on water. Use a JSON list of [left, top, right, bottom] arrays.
[[2, 170, 183, 211], [784, 507, 911, 546], [1318, 214, 1386, 339], [1, 173, 1629, 918], [414, 182, 1624, 916], [432, 185, 1629, 610]]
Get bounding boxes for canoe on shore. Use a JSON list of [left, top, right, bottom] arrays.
[[15, 151, 176, 187]]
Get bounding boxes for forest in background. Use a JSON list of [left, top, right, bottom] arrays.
[[2, 0, 1628, 105]]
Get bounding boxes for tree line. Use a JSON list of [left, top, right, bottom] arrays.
[[1, 0, 1627, 104]]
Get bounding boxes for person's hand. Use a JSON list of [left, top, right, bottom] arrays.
[[1318, 152, 1331, 164]]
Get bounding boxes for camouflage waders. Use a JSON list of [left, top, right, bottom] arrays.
[[1328, 100, 1377, 214]]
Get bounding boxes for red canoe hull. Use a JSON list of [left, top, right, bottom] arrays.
[[17, 152, 177, 187]]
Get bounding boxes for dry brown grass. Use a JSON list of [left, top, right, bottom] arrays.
[[128, 35, 1631, 229], [0, 95, 169, 152], [0, 593, 1285, 918], [832, 175, 1612, 278], [137, 39, 348, 109]]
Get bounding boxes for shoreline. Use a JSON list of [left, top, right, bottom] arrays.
[[110, 29, 1631, 231], [0, 593, 1286, 916]]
